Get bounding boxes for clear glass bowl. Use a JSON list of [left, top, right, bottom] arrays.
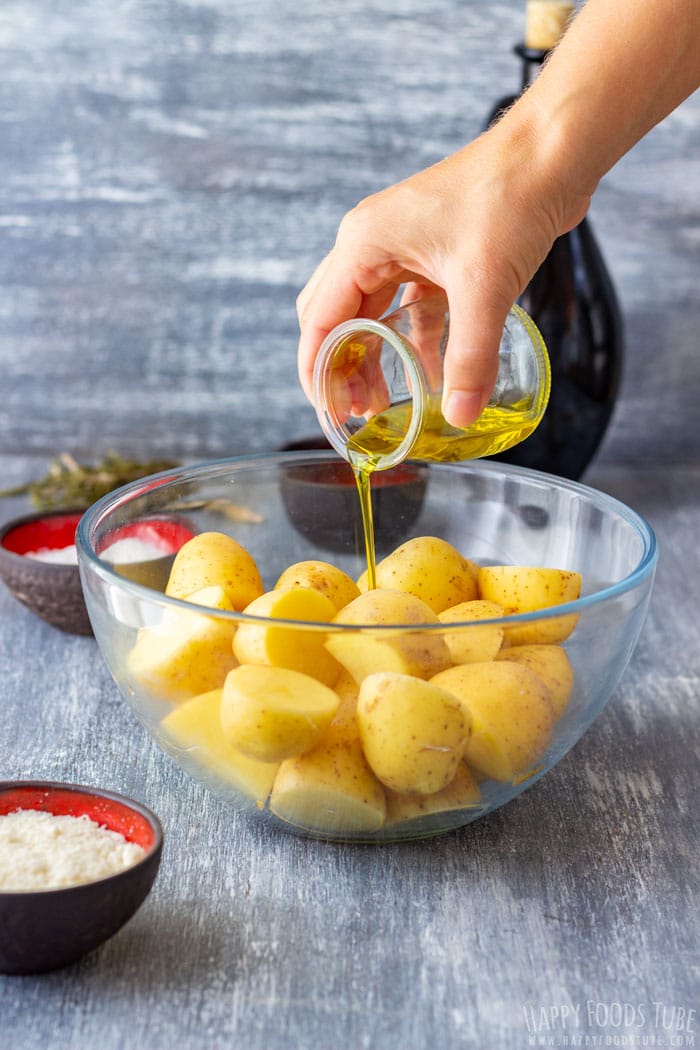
[[76, 453, 657, 843]]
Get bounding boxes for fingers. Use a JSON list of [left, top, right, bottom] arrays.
[[441, 269, 512, 428], [297, 258, 403, 405], [296, 132, 561, 429], [297, 259, 365, 402]]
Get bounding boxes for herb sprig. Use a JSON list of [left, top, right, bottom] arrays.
[[0, 451, 180, 511]]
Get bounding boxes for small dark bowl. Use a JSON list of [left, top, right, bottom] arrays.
[[0, 510, 196, 635], [0, 510, 91, 634], [0, 781, 163, 974], [279, 436, 429, 554]]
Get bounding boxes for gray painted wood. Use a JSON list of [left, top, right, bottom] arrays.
[[0, 1, 698, 1046]]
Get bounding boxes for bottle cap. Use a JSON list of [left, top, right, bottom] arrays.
[[312, 297, 550, 471], [525, 0, 575, 51]]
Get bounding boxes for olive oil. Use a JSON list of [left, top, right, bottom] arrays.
[[351, 461, 378, 590], [347, 395, 542, 586], [348, 394, 542, 465]]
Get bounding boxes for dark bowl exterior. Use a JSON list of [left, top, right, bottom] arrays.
[[0, 781, 163, 974], [0, 846, 162, 974], [0, 511, 92, 635], [280, 457, 429, 555], [278, 436, 429, 554]]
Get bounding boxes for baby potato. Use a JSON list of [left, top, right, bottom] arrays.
[[325, 588, 452, 684], [356, 672, 469, 794], [160, 688, 278, 804], [438, 600, 505, 664], [166, 531, 264, 611], [478, 565, 581, 645], [431, 661, 554, 782], [384, 762, 482, 827], [233, 586, 341, 687], [357, 536, 479, 613], [333, 668, 360, 701], [126, 584, 238, 703], [220, 664, 339, 763], [496, 644, 574, 718], [274, 560, 360, 611], [269, 705, 386, 836]]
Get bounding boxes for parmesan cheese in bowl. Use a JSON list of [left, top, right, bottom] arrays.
[[0, 810, 147, 892], [0, 781, 163, 974]]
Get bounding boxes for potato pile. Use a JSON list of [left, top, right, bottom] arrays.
[[127, 531, 581, 836]]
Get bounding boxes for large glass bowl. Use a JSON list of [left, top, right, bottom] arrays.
[[76, 453, 657, 843]]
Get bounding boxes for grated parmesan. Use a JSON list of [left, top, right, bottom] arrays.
[[0, 809, 147, 891]]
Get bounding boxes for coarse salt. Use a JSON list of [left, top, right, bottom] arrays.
[[101, 537, 170, 563], [24, 545, 79, 564], [0, 809, 147, 891], [24, 536, 167, 566]]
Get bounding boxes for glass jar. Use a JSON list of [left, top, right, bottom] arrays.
[[312, 294, 550, 472]]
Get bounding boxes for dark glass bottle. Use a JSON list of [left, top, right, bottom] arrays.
[[484, 45, 624, 480]]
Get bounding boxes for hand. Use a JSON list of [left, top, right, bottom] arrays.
[[297, 117, 591, 428]]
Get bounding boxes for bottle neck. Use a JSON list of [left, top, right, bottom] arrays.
[[514, 43, 548, 91]]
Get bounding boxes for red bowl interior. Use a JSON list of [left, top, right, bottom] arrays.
[[0, 513, 194, 560], [96, 518, 196, 557], [0, 786, 157, 851], [1, 513, 83, 555]]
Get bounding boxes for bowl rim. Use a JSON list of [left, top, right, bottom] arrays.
[[0, 509, 85, 573], [0, 779, 163, 898], [75, 452, 659, 632]]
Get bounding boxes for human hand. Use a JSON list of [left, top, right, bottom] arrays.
[[297, 117, 591, 428]]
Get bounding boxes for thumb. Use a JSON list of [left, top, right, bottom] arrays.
[[440, 277, 511, 428]]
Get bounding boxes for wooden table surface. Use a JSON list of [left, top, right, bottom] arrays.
[[1, 2, 698, 1048]]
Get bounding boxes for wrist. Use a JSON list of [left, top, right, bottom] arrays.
[[484, 96, 594, 241]]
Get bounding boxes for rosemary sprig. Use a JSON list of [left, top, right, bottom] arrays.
[[176, 498, 264, 524], [0, 451, 180, 511]]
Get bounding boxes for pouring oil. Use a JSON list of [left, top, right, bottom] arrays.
[[347, 394, 542, 587]]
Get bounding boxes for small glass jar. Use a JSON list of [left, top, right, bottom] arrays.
[[312, 295, 550, 471]]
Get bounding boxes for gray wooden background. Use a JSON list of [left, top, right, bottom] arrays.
[[0, 1, 698, 1048]]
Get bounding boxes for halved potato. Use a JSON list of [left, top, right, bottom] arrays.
[[233, 586, 340, 687], [431, 661, 554, 782], [478, 565, 581, 644], [161, 688, 278, 803], [165, 531, 264, 610], [220, 664, 339, 763]]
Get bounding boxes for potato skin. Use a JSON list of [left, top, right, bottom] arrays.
[[274, 560, 360, 611], [232, 586, 340, 687], [356, 671, 470, 794], [325, 589, 452, 684], [496, 644, 574, 718], [431, 661, 554, 782], [269, 696, 386, 835], [126, 585, 238, 703], [384, 763, 482, 827], [220, 664, 339, 763], [166, 531, 264, 611], [160, 689, 279, 803], [358, 536, 479, 613], [478, 565, 581, 645], [437, 600, 505, 664]]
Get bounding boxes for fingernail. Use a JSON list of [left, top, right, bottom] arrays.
[[443, 390, 484, 428]]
